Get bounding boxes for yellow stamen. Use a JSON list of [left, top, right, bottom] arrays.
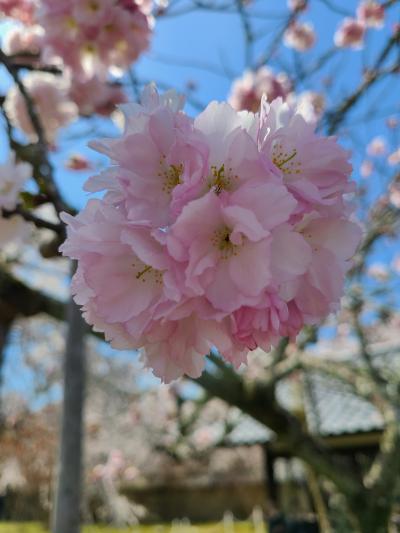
[[208, 164, 239, 194], [272, 144, 301, 175], [211, 226, 239, 260]]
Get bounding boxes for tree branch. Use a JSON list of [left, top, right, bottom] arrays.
[[195, 362, 362, 499]]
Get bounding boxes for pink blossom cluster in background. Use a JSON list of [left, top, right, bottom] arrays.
[[38, 0, 153, 79], [68, 76, 127, 118], [229, 70, 325, 124], [3, 72, 127, 143], [1, 0, 152, 139], [288, 91, 325, 123], [2, 25, 44, 56], [228, 67, 291, 112], [0, 152, 32, 246], [60, 85, 361, 383], [4, 72, 78, 143], [284, 21, 316, 51], [0, 0, 36, 24], [334, 1, 385, 49]]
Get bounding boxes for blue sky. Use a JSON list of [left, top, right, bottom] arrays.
[[1, 0, 400, 399]]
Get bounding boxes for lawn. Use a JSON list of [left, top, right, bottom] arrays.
[[0, 522, 265, 533]]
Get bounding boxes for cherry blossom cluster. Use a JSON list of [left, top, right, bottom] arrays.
[[4, 72, 78, 143], [284, 21, 316, 52], [334, 1, 385, 49], [0, 152, 32, 246], [38, 0, 153, 78], [229, 69, 325, 123], [0, 0, 36, 24], [1, 0, 151, 142], [60, 85, 361, 382], [228, 67, 291, 113]]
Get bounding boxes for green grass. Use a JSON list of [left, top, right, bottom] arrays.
[[0, 522, 264, 533]]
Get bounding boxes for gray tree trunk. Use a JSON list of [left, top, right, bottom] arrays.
[[52, 290, 86, 533]]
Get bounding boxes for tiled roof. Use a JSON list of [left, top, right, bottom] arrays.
[[224, 371, 385, 446]]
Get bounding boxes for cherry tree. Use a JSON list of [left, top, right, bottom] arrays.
[[0, 0, 400, 532]]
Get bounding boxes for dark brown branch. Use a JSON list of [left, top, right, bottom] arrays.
[[0, 50, 70, 218], [255, 5, 302, 69], [2, 206, 63, 234], [0, 268, 65, 323], [326, 31, 400, 134]]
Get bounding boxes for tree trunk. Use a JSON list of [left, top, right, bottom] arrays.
[[0, 320, 12, 428], [52, 292, 86, 533]]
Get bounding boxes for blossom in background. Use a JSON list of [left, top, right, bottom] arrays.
[[38, 0, 153, 78], [0, 215, 30, 247], [388, 148, 400, 166], [386, 116, 399, 129], [360, 159, 373, 178], [61, 85, 361, 382], [0, 152, 32, 246], [367, 136, 387, 156], [0, 0, 36, 25], [284, 21, 316, 51], [0, 152, 31, 211], [392, 255, 400, 274], [228, 67, 291, 112], [65, 154, 92, 171], [2, 25, 44, 57], [389, 184, 400, 208], [357, 1, 385, 29], [287, 0, 307, 11], [288, 91, 325, 123], [4, 72, 77, 142], [68, 76, 127, 117], [334, 18, 365, 49], [367, 262, 389, 281]]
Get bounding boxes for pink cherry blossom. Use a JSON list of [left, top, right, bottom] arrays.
[[167, 183, 302, 313], [284, 21, 316, 51], [65, 154, 92, 171], [367, 262, 389, 281], [228, 67, 291, 112], [60, 200, 172, 334], [0, 151, 31, 211], [357, 1, 385, 29], [367, 136, 387, 156], [360, 159, 373, 178], [60, 85, 361, 382], [388, 148, 400, 166], [287, 216, 362, 322], [0, 0, 36, 24], [289, 91, 325, 123], [38, 0, 153, 78], [257, 97, 354, 217], [2, 25, 43, 57], [0, 215, 29, 246], [389, 184, 400, 208], [287, 0, 307, 11], [4, 72, 77, 142], [88, 85, 208, 227], [0, 151, 31, 247], [141, 316, 247, 382], [68, 76, 127, 117], [231, 293, 304, 352], [334, 18, 365, 49], [386, 116, 399, 129], [392, 255, 400, 274]]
